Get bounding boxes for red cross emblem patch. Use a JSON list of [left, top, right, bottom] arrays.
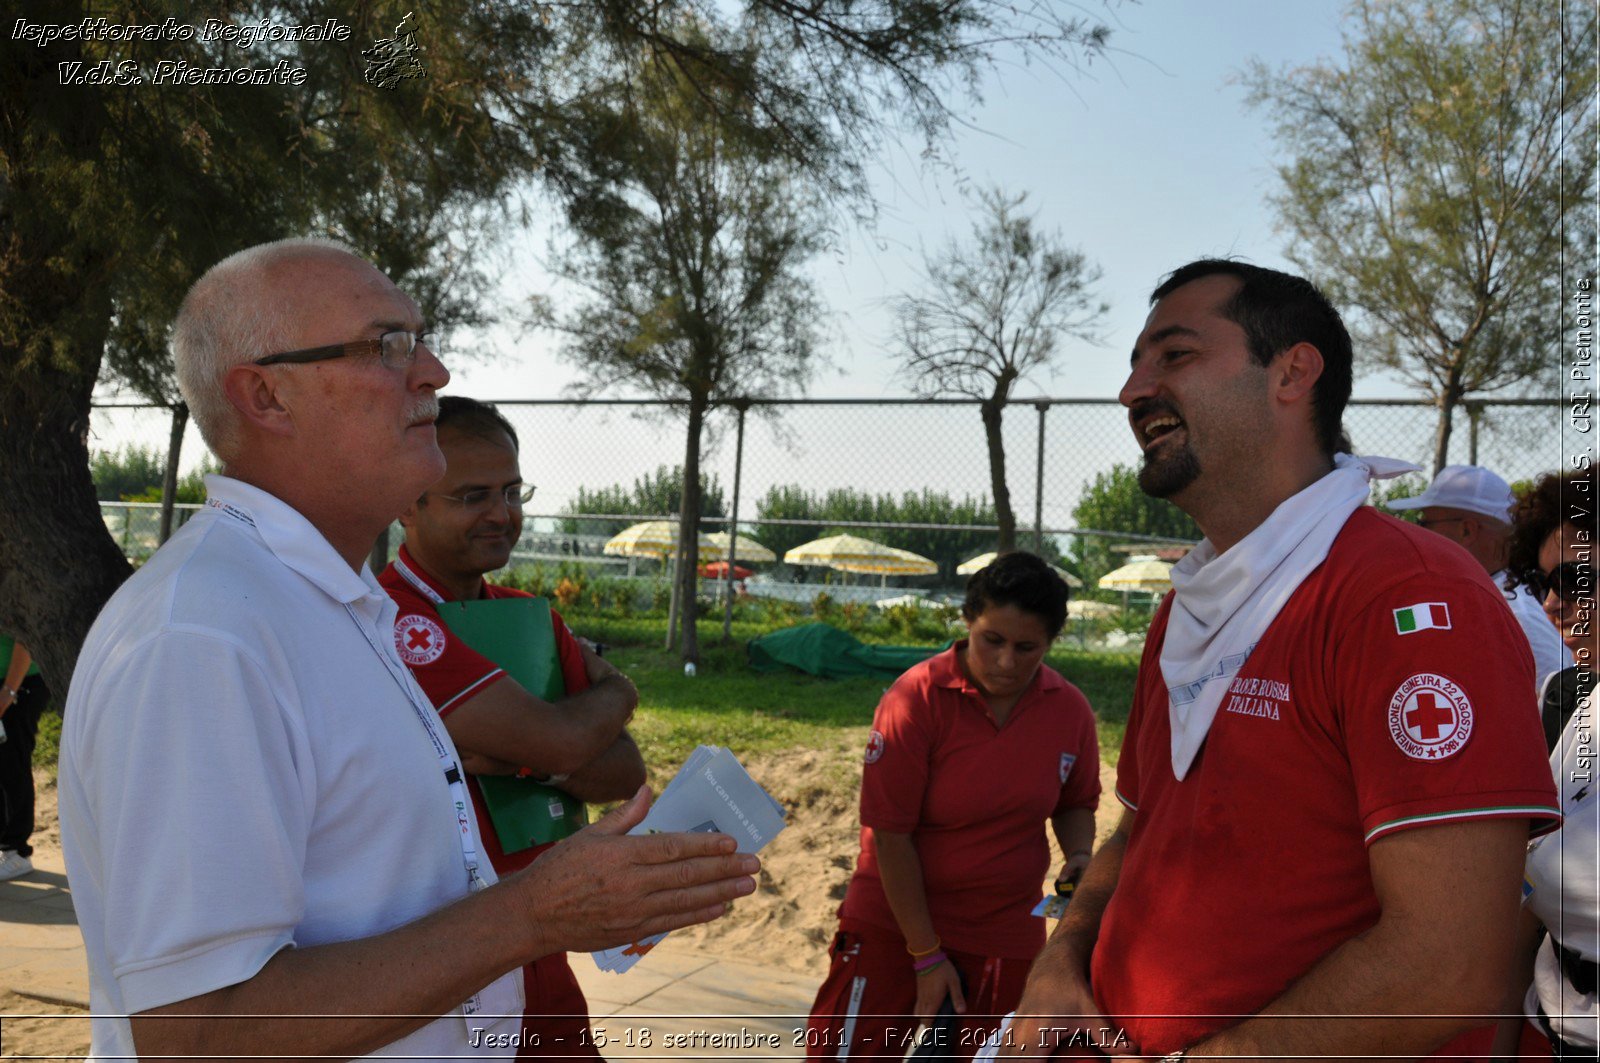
[[863, 729, 885, 765], [1387, 673, 1473, 761], [395, 614, 447, 666]]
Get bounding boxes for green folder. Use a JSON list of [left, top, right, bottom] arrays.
[[435, 596, 587, 853]]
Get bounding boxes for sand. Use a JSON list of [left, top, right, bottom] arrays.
[[4, 746, 1121, 1059]]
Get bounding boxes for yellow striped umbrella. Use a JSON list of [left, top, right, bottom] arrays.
[[784, 534, 937, 577], [1096, 557, 1173, 593], [603, 521, 722, 559], [705, 531, 776, 564], [956, 551, 1083, 588]]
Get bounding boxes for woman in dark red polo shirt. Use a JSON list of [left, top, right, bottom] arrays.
[[807, 551, 1101, 1060]]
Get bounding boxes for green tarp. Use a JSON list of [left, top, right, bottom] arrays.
[[747, 622, 950, 679]]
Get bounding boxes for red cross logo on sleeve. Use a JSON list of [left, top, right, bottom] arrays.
[[1388, 673, 1473, 760], [394, 614, 447, 666]]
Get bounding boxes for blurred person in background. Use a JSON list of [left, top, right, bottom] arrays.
[[0, 633, 46, 881], [1494, 465, 1597, 1060], [807, 550, 1100, 1060], [1388, 464, 1573, 690]]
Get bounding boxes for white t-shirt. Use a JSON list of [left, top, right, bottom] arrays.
[[61, 476, 521, 1060], [1523, 680, 1598, 1048], [1494, 569, 1574, 690]]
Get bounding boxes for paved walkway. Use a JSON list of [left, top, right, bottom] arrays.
[[1, 844, 823, 1060]]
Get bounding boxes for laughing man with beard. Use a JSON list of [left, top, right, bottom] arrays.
[[993, 260, 1560, 1061]]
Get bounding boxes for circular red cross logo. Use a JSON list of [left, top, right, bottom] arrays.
[[1387, 672, 1473, 761], [863, 729, 885, 764], [395, 614, 447, 666]]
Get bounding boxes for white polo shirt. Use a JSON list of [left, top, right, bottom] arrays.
[[61, 475, 521, 1060], [1495, 569, 1574, 690]]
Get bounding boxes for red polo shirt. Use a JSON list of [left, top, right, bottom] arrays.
[[841, 643, 1100, 959], [378, 545, 590, 875], [1093, 508, 1561, 1055]]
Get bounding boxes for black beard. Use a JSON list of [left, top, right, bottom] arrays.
[[1137, 441, 1200, 499]]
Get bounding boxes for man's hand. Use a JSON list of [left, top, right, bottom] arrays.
[[915, 961, 966, 1022], [999, 938, 1116, 1058], [510, 785, 759, 955]]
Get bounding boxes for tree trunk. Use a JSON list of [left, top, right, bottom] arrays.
[[158, 403, 188, 545], [980, 396, 1016, 551], [1433, 386, 1462, 476], [675, 393, 708, 666]]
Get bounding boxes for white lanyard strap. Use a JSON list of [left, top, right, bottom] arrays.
[[348, 604, 487, 892]]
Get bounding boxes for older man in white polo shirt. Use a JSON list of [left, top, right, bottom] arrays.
[[60, 239, 758, 1061], [1388, 464, 1573, 689]]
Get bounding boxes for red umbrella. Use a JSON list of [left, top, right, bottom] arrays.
[[699, 561, 754, 580]]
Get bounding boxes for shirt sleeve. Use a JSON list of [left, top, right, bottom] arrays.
[[1054, 685, 1102, 814], [389, 595, 507, 715], [859, 674, 937, 834], [67, 630, 307, 1013], [549, 608, 592, 697], [1330, 572, 1561, 844]]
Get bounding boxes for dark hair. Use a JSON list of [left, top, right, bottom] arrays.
[[1507, 466, 1596, 593], [435, 395, 519, 450], [1151, 258, 1354, 456], [962, 550, 1069, 639]]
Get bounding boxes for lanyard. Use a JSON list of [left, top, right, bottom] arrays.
[[207, 494, 486, 893], [347, 607, 487, 892]]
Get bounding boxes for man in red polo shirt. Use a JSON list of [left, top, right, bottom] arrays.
[[998, 261, 1560, 1061], [380, 395, 645, 1060]]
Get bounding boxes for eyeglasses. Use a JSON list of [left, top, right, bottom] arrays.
[[1534, 560, 1593, 604], [254, 329, 431, 370], [428, 483, 536, 512]]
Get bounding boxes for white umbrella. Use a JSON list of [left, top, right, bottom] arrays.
[[956, 551, 1084, 588]]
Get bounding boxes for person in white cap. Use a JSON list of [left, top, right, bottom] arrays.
[[1387, 464, 1573, 690]]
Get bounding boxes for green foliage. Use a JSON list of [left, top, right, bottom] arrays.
[[754, 484, 998, 580], [558, 465, 728, 537], [1370, 474, 1429, 523], [1243, 0, 1597, 471], [89, 445, 167, 502], [1069, 464, 1200, 583]]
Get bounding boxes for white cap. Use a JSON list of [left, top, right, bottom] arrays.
[[1386, 464, 1514, 522]]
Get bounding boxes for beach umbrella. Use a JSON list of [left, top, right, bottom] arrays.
[[1096, 557, 1173, 593], [956, 551, 1083, 588], [1067, 600, 1119, 620], [705, 531, 776, 564], [784, 534, 938, 586], [603, 520, 722, 560], [699, 561, 754, 580]]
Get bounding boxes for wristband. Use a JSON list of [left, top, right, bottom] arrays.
[[1069, 848, 1092, 858], [912, 951, 948, 975], [906, 937, 942, 958]]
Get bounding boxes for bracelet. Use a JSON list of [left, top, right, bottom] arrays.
[[1069, 848, 1092, 858], [906, 937, 942, 958], [911, 951, 948, 975]]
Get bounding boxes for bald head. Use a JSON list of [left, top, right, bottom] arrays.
[[173, 237, 365, 461]]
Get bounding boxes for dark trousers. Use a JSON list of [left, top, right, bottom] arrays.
[[0, 674, 47, 857]]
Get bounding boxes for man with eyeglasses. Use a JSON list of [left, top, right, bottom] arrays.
[[1388, 464, 1573, 692], [380, 394, 643, 1059], [60, 239, 757, 1061]]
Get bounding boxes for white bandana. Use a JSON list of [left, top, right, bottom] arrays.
[[1161, 453, 1420, 780]]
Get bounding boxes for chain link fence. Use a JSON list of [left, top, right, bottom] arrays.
[[91, 395, 1568, 596]]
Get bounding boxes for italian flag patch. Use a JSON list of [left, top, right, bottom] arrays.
[[1394, 602, 1451, 634]]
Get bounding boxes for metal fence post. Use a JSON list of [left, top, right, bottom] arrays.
[[1034, 402, 1049, 554], [722, 402, 748, 642]]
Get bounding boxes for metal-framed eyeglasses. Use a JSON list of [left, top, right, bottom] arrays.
[[428, 483, 537, 513], [254, 329, 431, 370]]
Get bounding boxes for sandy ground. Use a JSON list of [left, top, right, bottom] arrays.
[[5, 750, 1120, 1059]]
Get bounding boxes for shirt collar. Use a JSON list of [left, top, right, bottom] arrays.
[[203, 474, 378, 606], [929, 639, 1067, 698], [392, 544, 487, 605]]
